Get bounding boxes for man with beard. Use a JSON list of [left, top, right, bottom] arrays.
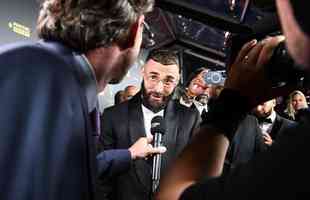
[[177, 67, 211, 118], [99, 49, 201, 200]]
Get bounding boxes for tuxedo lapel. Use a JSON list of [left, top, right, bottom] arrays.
[[128, 94, 146, 144], [162, 100, 179, 170], [128, 94, 152, 192], [270, 114, 282, 139]]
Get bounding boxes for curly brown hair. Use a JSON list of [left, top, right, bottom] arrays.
[[37, 0, 154, 52]]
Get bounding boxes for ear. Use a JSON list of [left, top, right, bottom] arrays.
[[125, 15, 145, 49], [140, 65, 145, 77]]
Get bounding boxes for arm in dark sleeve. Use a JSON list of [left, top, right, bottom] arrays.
[[180, 120, 310, 200], [96, 108, 122, 199], [180, 177, 222, 200], [96, 149, 131, 179], [99, 108, 116, 151]]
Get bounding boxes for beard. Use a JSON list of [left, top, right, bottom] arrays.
[[141, 85, 172, 113]]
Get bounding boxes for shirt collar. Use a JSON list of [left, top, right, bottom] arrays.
[[74, 53, 99, 113], [180, 96, 193, 107], [269, 110, 276, 123], [141, 104, 164, 116], [193, 100, 208, 114]]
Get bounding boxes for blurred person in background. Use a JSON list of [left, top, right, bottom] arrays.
[[123, 85, 140, 101], [114, 90, 126, 105], [178, 67, 211, 116], [284, 90, 309, 121]]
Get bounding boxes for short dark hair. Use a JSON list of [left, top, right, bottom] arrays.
[[147, 49, 179, 67], [37, 0, 154, 52], [114, 90, 124, 105], [185, 67, 208, 87]]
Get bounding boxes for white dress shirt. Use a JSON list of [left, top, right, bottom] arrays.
[[141, 105, 164, 138], [258, 110, 276, 134], [179, 97, 208, 114]]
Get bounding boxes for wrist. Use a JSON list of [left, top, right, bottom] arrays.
[[128, 147, 137, 160], [202, 88, 251, 141]]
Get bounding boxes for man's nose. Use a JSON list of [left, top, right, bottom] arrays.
[[154, 80, 164, 93]]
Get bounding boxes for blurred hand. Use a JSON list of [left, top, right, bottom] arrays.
[[225, 36, 295, 107], [262, 132, 273, 146], [129, 137, 167, 160]]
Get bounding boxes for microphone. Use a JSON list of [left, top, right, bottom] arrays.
[[150, 116, 166, 193]]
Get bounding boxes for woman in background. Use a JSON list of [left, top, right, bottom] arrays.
[[284, 90, 309, 121]]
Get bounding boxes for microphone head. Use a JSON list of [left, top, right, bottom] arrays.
[[150, 116, 166, 135]]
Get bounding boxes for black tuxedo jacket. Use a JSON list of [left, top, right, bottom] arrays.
[[268, 114, 296, 140], [226, 113, 295, 170], [98, 93, 201, 200]]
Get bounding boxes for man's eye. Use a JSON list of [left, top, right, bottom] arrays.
[[150, 75, 158, 80]]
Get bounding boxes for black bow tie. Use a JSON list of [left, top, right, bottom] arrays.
[[258, 117, 272, 124]]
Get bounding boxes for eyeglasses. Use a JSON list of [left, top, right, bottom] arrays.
[[146, 74, 177, 87]]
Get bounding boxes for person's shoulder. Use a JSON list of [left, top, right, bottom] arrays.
[[174, 100, 199, 116], [0, 41, 31, 53], [0, 41, 44, 59], [1, 41, 69, 66], [103, 99, 130, 116], [277, 113, 296, 125], [0, 41, 77, 78]]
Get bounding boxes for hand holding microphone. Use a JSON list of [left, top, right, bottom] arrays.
[[129, 136, 166, 160]]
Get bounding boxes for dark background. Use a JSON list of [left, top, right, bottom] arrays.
[[0, 0, 39, 45]]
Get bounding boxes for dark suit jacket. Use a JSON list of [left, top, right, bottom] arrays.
[[181, 113, 308, 200], [99, 93, 201, 200], [0, 40, 129, 200], [96, 149, 131, 179], [268, 113, 296, 140], [225, 113, 295, 170]]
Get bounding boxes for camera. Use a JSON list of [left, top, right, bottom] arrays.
[[265, 41, 306, 87], [203, 70, 226, 85], [229, 32, 308, 88]]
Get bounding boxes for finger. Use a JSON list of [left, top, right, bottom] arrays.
[[264, 136, 271, 142], [157, 146, 167, 153], [146, 136, 153, 143], [246, 40, 265, 66], [235, 39, 258, 63], [263, 132, 271, 137], [265, 141, 272, 145], [257, 36, 286, 67], [149, 146, 167, 154]]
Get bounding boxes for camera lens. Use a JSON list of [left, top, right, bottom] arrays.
[[203, 71, 225, 85]]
